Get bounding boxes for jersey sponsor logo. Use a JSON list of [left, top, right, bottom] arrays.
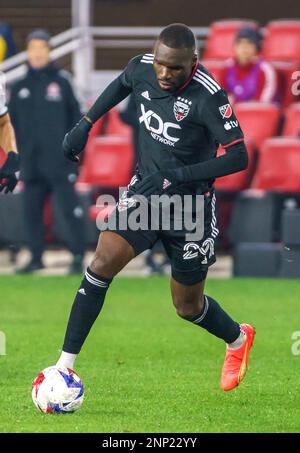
[[18, 87, 31, 99], [46, 82, 62, 101], [139, 103, 181, 147], [219, 104, 232, 119], [173, 97, 192, 122], [224, 120, 238, 130], [141, 90, 151, 100]]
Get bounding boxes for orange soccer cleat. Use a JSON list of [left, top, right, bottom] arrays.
[[220, 323, 255, 391]]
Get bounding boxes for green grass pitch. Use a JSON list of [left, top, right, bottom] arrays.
[[0, 275, 300, 433]]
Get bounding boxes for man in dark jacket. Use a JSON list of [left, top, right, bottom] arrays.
[[9, 29, 85, 273]]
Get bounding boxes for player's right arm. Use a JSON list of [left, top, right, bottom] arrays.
[[63, 56, 139, 162]]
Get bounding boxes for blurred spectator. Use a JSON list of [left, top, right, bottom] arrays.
[[0, 23, 16, 62], [224, 27, 278, 103], [9, 29, 85, 273]]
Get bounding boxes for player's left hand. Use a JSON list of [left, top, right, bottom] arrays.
[[132, 170, 179, 198], [0, 151, 20, 194]]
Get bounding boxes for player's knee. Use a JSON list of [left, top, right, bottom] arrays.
[[173, 295, 205, 319], [90, 250, 115, 278]]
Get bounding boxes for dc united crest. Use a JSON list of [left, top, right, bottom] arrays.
[[174, 97, 192, 122]]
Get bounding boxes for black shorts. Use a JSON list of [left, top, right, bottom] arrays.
[[103, 176, 219, 286]]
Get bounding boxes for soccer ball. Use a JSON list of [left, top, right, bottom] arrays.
[[32, 366, 84, 414]]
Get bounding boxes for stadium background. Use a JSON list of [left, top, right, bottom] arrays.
[[0, 0, 300, 434]]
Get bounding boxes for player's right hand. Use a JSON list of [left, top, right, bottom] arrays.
[[62, 116, 92, 162]]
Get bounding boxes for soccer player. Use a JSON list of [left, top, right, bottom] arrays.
[[57, 24, 255, 391], [0, 87, 19, 193]]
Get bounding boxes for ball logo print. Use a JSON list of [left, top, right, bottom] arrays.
[[219, 104, 232, 119], [32, 366, 84, 413]]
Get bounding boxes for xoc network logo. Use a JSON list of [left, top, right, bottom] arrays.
[[139, 103, 181, 147]]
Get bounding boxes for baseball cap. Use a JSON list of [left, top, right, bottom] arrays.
[[26, 29, 51, 45]]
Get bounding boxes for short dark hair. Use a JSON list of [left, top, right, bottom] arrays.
[[235, 27, 262, 51], [158, 23, 196, 50]]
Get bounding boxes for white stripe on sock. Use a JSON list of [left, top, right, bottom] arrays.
[[85, 271, 108, 288], [193, 296, 209, 324]]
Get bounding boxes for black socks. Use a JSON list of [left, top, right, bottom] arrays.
[[187, 295, 240, 343], [63, 267, 112, 353]]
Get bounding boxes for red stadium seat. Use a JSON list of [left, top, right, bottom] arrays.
[[105, 108, 131, 137], [234, 102, 281, 150], [203, 20, 258, 60], [262, 20, 300, 62], [282, 103, 300, 136], [272, 61, 300, 106], [200, 60, 227, 86], [251, 138, 300, 192], [215, 140, 256, 191], [78, 135, 133, 187]]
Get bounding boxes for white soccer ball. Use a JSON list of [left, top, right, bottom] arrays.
[[32, 366, 84, 414]]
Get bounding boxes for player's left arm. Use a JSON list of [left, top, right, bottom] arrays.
[[176, 89, 248, 184]]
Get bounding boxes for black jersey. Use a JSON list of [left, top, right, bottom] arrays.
[[86, 53, 247, 196], [119, 54, 244, 189]]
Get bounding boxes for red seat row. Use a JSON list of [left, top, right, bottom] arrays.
[[216, 137, 300, 193], [78, 102, 300, 195], [211, 101, 300, 193], [222, 101, 300, 151], [204, 19, 300, 62]]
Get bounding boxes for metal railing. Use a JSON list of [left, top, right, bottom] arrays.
[[0, 26, 209, 98]]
